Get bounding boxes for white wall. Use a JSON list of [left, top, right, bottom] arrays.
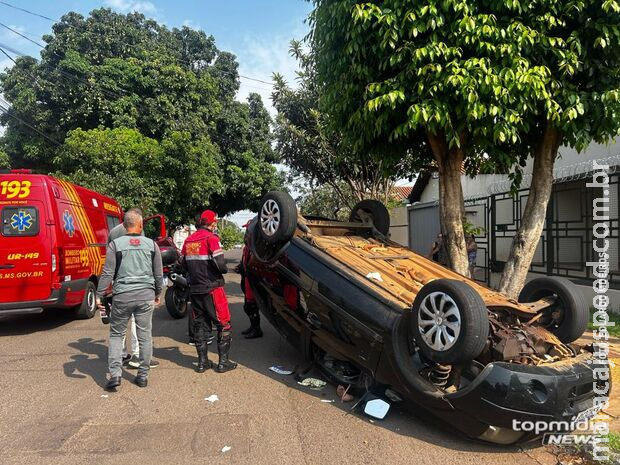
[[389, 206, 409, 247], [417, 139, 620, 203]]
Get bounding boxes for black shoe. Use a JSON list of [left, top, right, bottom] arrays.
[[244, 327, 263, 339], [105, 376, 121, 392], [122, 354, 132, 366], [241, 326, 252, 335], [134, 374, 148, 388], [149, 359, 160, 368], [214, 334, 237, 373]]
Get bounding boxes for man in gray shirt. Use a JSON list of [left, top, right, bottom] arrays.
[[96, 209, 163, 391]]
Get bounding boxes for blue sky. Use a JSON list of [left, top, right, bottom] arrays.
[[0, 0, 312, 109]]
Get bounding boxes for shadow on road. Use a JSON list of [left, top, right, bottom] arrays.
[[0, 309, 76, 336], [63, 337, 134, 389]]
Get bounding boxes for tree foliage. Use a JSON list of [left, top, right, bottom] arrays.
[[0, 8, 281, 221], [272, 40, 415, 208], [218, 220, 245, 250], [311, 0, 620, 279], [0, 149, 9, 169]]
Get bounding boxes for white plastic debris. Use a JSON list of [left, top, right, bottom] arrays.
[[297, 377, 327, 389], [269, 365, 294, 375], [321, 399, 335, 403], [221, 446, 232, 453], [101, 394, 109, 398], [366, 272, 384, 282], [205, 394, 219, 403]]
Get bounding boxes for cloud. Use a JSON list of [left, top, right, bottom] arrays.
[[104, 0, 158, 15], [234, 19, 307, 115]]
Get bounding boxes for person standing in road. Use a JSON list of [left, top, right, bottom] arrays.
[[106, 208, 160, 370], [96, 209, 163, 391], [182, 209, 237, 374]]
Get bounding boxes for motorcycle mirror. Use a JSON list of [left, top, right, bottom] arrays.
[[363, 398, 390, 420]]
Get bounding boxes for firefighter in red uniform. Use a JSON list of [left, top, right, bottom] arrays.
[[181, 210, 237, 373]]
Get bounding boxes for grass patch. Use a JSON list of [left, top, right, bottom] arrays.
[[608, 432, 620, 452], [587, 309, 620, 338]]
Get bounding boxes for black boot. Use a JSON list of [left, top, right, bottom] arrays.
[[241, 302, 258, 335], [195, 343, 211, 373], [214, 334, 237, 373], [244, 313, 263, 339]]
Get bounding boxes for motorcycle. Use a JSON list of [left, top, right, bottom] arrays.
[[164, 262, 190, 319]]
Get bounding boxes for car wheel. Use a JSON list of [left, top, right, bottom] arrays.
[[410, 279, 489, 364], [518, 276, 588, 343], [349, 199, 390, 235], [165, 286, 188, 319], [75, 281, 97, 319], [258, 191, 297, 244]]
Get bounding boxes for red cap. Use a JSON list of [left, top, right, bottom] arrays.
[[200, 210, 217, 225]]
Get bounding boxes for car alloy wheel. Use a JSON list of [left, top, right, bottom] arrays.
[[417, 291, 462, 352], [261, 199, 281, 237]]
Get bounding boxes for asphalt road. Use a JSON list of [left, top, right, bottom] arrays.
[[0, 251, 558, 465]]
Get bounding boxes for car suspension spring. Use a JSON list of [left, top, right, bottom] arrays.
[[428, 364, 452, 388]]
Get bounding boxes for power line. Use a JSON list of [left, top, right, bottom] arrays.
[[0, 102, 63, 146], [0, 1, 55, 22], [0, 22, 46, 49], [0, 44, 17, 65], [0, 2, 275, 87], [0, 41, 133, 103]]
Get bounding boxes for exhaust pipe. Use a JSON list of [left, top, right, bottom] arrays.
[[170, 273, 188, 287]]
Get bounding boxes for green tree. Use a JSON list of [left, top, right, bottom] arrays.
[[210, 92, 283, 214], [218, 220, 244, 250], [0, 149, 10, 169], [54, 127, 223, 223], [0, 8, 280, 219], [311, 1, 620, 286], [272, 40, 414, 209], [295, 180, 356, 220]]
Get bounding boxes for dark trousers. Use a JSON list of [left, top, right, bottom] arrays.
[[190, 291, 231, 344]]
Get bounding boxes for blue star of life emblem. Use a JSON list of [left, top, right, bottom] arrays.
[[63, 210, 75, 237], [10, 210, 33, 232]]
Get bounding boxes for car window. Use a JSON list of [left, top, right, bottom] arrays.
[[2, 206, 39, 236], [106, 214, 120, 231]]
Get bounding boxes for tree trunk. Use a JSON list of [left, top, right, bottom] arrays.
[[427, 131, 469, 276], [497, 123, 562, 299]]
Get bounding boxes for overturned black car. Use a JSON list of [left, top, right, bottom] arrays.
[[245, 191, 606, 444]]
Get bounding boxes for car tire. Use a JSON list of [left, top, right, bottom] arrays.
[[410, 279, 489, 365], [75, 281, 97, 319], [349, 199, 390, 235], [518, 276, 588, 343], [258, 191, 297, 244], [165, 286, 188, 319]]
